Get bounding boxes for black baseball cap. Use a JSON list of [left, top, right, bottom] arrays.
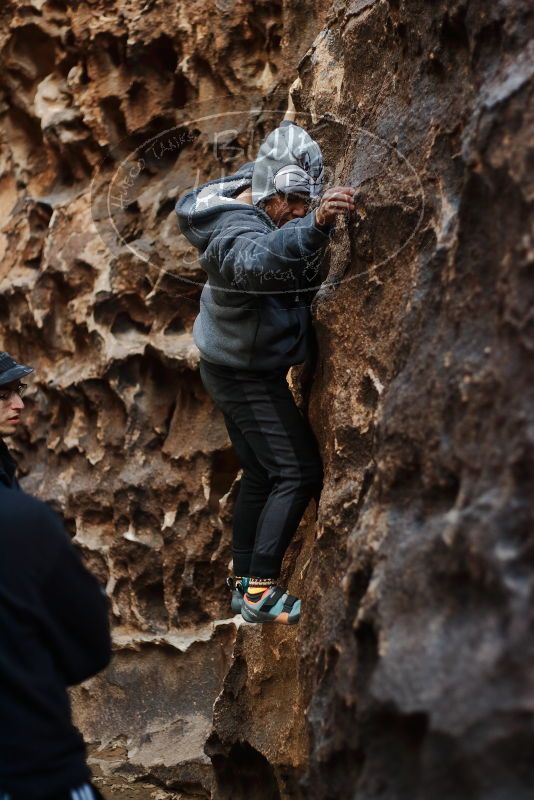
[[0, 352, 33, 387]]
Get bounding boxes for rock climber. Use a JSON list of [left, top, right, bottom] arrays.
[[175, 120, 356, 624], [0, 350, 34, 489]]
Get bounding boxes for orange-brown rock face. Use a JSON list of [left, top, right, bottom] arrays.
[[1, 0, 533, 798]]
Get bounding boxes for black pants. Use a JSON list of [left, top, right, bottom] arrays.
[[199, 358, 323, 578]]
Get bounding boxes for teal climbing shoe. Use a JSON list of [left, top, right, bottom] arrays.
[[226, 576, 249, 614], [241, 585, 301, 625]]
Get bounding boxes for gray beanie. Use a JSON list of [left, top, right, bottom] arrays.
[[251, 121, 324, 206]]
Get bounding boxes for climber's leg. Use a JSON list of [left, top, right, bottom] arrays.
[[199, 359, 276, 579], [234, 378, 323, 579], [220, 410, 274, 577], [198, 357, 323, 581]]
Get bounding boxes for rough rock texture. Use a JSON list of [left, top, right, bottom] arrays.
[[1, 0, 533, 798], [0, 0, 329, 796], [285, 2, 533, 798]]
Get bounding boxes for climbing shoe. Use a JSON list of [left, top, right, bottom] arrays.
[[226, 576, 249, 614], [241, 585, 301, 625]]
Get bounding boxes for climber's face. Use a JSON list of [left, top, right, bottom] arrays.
[[263, 192, 312, 227]]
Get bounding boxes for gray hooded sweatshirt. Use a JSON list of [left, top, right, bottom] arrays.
[[175, 125, 333, 371]]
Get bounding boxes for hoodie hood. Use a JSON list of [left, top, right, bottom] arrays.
[[251, 120, 324, 206], [175, 121, 325, 248], [175, 161, 264, 251]]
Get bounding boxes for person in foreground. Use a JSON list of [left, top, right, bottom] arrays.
[[176, 120, 356, 624], [0, 367, 112, 798], [0, 351, 33, 489]]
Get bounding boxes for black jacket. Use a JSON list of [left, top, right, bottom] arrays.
[[0, 485, 112, 797], [0, 438, 20, 489]]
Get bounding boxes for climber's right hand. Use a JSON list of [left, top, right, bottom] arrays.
[[315, 186, 357, 227]]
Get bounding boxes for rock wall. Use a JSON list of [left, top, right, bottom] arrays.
[[275, 2, 533, 798], [1, 0, 533, 798]]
